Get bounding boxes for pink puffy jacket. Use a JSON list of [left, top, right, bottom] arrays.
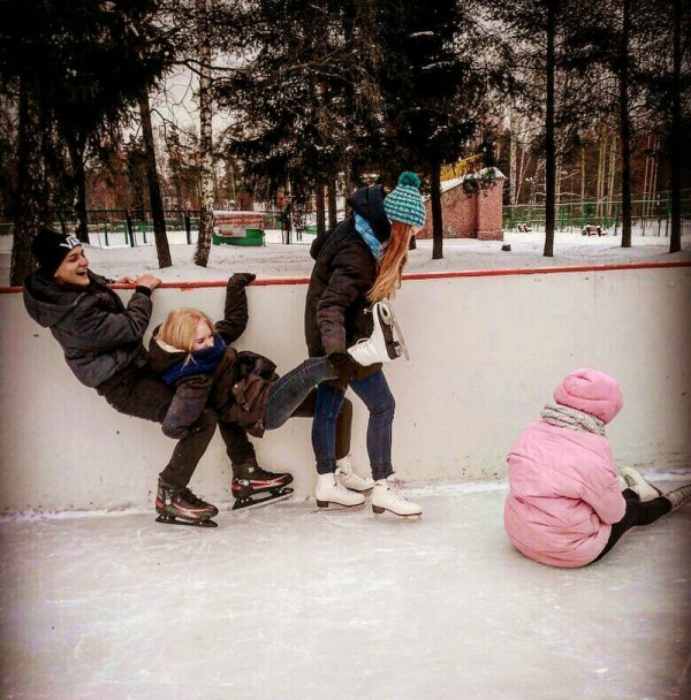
[[504, 369, 627, 568]]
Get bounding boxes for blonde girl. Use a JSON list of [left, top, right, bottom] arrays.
[[303, 171, 425, 516]]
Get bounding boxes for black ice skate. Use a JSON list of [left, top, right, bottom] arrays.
[[231, 466, 294, 511], [155, 480, 219, 527], [347, 301, 409, 367]]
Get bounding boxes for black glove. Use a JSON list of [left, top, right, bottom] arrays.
[[228, 272, 256, 287], [328, 352, 359, 382]]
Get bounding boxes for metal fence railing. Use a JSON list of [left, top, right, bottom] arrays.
[[503, 194, 691, 236]]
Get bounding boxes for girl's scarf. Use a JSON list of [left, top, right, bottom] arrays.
[[160, 333, 227, 386], [354, 213, 384, 262], [540, 402, 606, 437]]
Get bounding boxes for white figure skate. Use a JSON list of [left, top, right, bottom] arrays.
[[347, 301, 409, 367], [371, 479, 422, 517], [315, 473, 366, 509], [335, 456, 374, 493]]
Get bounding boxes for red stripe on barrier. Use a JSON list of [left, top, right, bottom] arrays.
[[1, 260, 689, 294]]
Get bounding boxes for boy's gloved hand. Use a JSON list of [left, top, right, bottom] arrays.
[[228, 272, 256, 287], [328, 352, 360, 382]]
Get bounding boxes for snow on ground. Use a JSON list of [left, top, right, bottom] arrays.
[[1, 476, 690, 700], [1, 226, 690, 286]]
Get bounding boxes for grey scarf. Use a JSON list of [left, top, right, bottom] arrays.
[[541, 403, 606, 437]]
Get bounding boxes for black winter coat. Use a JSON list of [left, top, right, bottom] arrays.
[[148, 277, 278, 438], [23, 270, 152, 387], [304, 185, 390, 375]]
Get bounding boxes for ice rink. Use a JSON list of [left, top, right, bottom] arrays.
[[1, 480, 690, 700]]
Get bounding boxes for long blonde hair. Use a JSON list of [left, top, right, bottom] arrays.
[[157, 308, 215, 354], [367, 221, 416, 302]]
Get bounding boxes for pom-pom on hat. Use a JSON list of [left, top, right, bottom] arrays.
[[383, 171, 426, 229], [31, 228, 82, 277], [553, 368, 623, 424]]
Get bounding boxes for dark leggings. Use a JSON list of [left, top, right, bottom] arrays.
[[593, 489, 672, 562], [98, 363, 218, 489]]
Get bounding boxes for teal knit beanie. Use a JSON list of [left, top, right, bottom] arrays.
[[383, 172, 426, 228]]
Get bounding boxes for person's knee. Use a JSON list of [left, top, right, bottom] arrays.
[[371, 392, 395, 419], [195, 408, 219, 434]]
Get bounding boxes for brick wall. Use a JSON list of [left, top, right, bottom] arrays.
[[418, 171, 505, 241]]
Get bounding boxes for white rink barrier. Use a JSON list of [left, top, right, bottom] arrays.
[[1, 263, 690, 513]]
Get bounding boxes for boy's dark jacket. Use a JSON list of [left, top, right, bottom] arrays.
[[148, 278, 277, 438], [304, 184, 390, 384], [23, 270, 152, 387]]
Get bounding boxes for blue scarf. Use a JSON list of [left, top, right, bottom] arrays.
[[160, 333, 227, 386], [354, 213, 384, 262]]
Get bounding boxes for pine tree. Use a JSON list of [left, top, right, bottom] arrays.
[[376, 0, 489, 259], [0, 0, 175, 282]]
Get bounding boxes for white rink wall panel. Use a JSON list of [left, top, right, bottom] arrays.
[[1, 266, 689, 513]]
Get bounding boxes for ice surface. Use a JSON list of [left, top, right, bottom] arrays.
[[1, 481, 690, 700]]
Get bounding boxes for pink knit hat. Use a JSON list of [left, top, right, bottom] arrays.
[[553, 368, 623, 424]]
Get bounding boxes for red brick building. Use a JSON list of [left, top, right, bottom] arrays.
[[418, 168, 505, 241]]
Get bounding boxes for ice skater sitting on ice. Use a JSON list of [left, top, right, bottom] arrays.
[[504, 368, 691, 567], [304, 171, 426, 517], [21, 229, 305, 526]]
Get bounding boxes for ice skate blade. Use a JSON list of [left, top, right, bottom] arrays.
[[155, 514, 218, 528], [232, 489, 293, 512], [372, 505, 422, 518]]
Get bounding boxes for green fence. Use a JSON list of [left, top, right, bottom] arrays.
[[503, 194, 691, 235]]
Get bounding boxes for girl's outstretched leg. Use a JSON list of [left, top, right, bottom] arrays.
[[593, 490, 672, 562], [263, 357, 337, 430]]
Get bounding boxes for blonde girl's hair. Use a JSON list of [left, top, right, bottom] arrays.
[[156, 308, 215, 355], [367, 221, 416, 302]]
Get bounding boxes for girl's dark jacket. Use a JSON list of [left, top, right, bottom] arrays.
[[23, 270, 153, 388], [148, 278, 277, 439], [304, 184, 390, 384]]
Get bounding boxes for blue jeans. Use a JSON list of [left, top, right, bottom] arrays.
[[312, 370, 395, 481], [263, 357, 336, 430]]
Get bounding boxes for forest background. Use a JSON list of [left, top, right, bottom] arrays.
[[0, 0, 688, 285]]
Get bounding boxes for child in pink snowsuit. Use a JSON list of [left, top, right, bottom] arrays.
[[504, 368, 688, 568]]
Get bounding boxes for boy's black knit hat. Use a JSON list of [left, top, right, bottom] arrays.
[[32, 228, 82, 277]]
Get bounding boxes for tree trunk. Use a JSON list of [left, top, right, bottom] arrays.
[[509, 107, 517, 206], [607, 136, 617, 219], [327, 181, 338, 229], [619, 0, 633, 248], [67, 136, 90, 244], [316, 185, 326, 236], [11, 75, 47, 286], [596, 132, 606, 219], [431, 163, 443, 260], [139, 91, 172, 268], [580, 145, 585, 203], [544, 2, 556, 257], [669, 0, 682, 253], [195, 0, 215, 267]]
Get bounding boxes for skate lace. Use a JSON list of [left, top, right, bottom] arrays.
[[180, 488, 207, 508], [253, 467, 281, 481], [347, 471, 371, 485], [384, 484, 411, 504]]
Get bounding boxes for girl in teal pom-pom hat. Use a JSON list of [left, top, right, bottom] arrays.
[[303, 171, 426, 516]]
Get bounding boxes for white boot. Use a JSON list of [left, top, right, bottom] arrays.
[[665, 483, 691, 512], [620, 467, 663, 501], [335, 456, 374, 493], [371, 478, 422, 517], [315, 473, 366, 509]]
